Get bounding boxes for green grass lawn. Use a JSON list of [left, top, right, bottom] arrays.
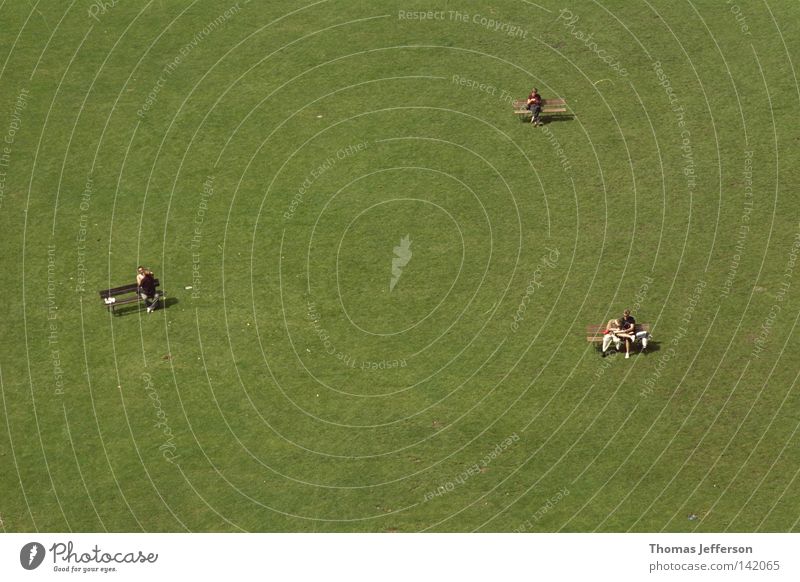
[[1, 0, 799, 532]]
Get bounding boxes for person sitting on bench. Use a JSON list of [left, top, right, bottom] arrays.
[[601, 318, 623, 357], [527, 87, 542, 126], [618, 309, 641, 359], [136, 266, 159, 313]]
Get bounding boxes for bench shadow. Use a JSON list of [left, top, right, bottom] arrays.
[[109, 296, 178, 317], [518, 114, 575, 124], [541, 115, 575, 124], [595, 341, 661, 355]]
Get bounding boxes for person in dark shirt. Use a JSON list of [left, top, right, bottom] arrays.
[[136, 266, 158, 313], [527, 88, 543, 126], [618, 309, 636, 358]]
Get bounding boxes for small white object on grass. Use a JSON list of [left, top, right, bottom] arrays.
[[185, 285, 192, 290], [316, 115, 323, 118]]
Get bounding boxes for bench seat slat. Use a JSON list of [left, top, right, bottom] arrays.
[[541, 107, 567, 113], [514, 108, 568, 114], [586, 323, 650, 342], [513, 98, 566, 107], [512, 98, 569, 121]]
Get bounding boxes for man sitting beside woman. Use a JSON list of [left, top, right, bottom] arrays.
[[602, 309, 649, 358]]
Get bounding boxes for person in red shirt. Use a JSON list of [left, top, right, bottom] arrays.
[[601, 318, 622, 357], [526, 88, 543, 126]]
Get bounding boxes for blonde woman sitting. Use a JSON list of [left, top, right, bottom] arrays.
[[601, 318, 629, 357]]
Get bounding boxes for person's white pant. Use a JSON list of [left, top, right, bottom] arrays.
[[602, 334, 621, 352], [635, 330, 649, 348]]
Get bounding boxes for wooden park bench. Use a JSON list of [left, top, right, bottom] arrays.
[[513, 98, 568, 122], [99, 279, 163, 314], [586, 323, 651, 343]]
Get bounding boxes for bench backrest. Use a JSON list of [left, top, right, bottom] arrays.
[[99, 278, 161, 299]]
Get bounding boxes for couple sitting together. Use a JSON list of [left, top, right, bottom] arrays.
[[602, 309, 649, 359]]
